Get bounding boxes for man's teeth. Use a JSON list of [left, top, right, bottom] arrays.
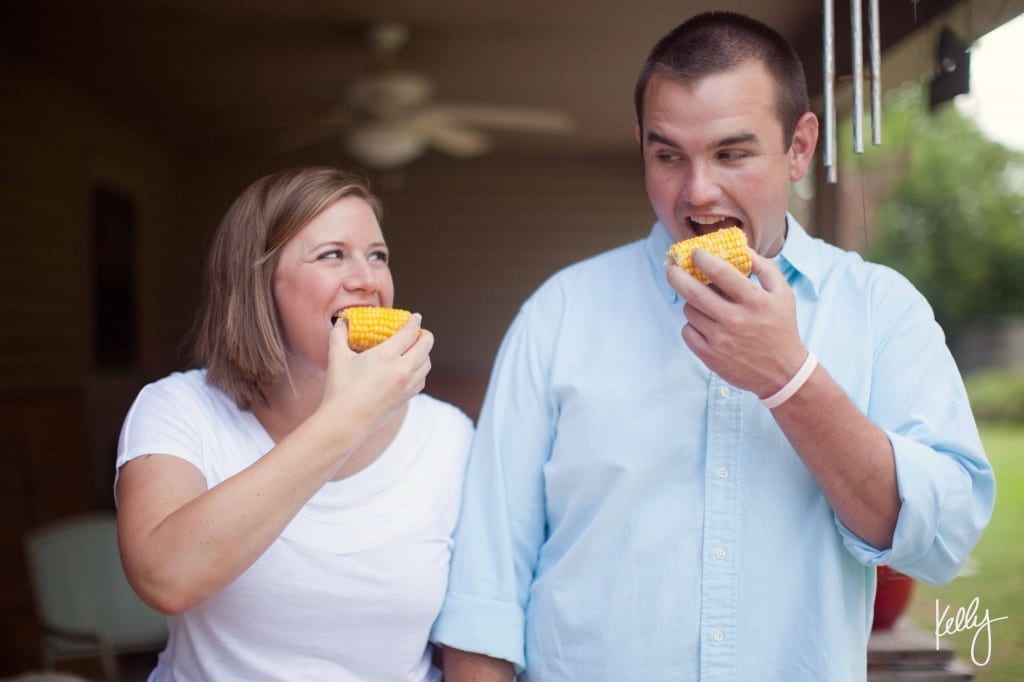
[[690, 216, 729, 225]]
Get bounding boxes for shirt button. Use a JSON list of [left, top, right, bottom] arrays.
[[712, 630, 725, 642], [717, 467, 729, 479], [719, 386, 730, 398], [714, 548, 727, 560]]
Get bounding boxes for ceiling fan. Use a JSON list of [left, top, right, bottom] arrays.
[[270, 22, 574, 169]]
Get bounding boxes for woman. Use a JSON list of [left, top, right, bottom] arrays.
[[115, 166, 473, 681]]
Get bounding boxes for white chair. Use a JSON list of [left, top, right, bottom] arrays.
[[24, 512, 167, 682]]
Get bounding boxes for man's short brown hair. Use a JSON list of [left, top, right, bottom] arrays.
[[634, 11, 810, 148]]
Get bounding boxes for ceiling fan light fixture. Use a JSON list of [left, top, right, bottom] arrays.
[[348, 71, 434, 117], [346, 125, 428, 169]]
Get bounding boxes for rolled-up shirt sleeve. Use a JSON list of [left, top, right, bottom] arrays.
[[432, 296, 559, 671], [837, 273, 995, 584]]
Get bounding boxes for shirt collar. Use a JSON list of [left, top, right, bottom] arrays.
[[644, 221, 680, 304], [773, 214, 822, 300], [645, 214, 822, 304]]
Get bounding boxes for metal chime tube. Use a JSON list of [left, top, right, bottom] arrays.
[[823, 0, 837, 182], [851, 0, 864, 153], [868, 0, 882, 145]]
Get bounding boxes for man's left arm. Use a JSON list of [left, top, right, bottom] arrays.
[[668, 249, 994, 579], [766, 354, 899, 548]]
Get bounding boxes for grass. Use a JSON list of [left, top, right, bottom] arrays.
[[906, 422, 1024, 681]]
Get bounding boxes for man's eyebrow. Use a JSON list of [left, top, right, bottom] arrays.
[[644, 130, 760, 150], [714, 132, 759, 148], [644, 130, 680, 148]]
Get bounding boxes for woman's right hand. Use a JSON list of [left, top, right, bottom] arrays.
[[321, 312, 434, 437]]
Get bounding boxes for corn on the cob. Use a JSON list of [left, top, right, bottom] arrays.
[[340, 306, 412, 351], [665, 226, 752, 284]]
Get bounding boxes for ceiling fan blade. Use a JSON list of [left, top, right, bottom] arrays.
[[268, 126, 339, 153], [423, 124, 493, 158], [400, 110, 492, 158], [428, 104, 573, 133]]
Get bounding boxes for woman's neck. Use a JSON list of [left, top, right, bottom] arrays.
[[250, 368, 410, 482], [250, 369, 323, 444]]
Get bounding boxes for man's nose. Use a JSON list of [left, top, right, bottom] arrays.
[[682, 163, 723, 207]]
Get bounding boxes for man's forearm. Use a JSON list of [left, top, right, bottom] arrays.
[[443, 647, 516, 682], [770, 364, 900, 548]]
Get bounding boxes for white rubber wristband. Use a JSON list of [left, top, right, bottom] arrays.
[[760, 351, 818, 409]]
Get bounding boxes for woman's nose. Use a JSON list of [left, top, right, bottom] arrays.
[[342, 257, 378, 292]]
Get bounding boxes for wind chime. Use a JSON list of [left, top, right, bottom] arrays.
[[821, 0, 884, 183]]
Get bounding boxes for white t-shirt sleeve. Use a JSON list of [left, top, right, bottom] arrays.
[[116, 375, 207, 478]]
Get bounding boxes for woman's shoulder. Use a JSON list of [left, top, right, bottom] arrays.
[[130, 369, 242, 428], [411, 392, 474, 434], [405, 393, 474, 475], [140, 369, 228, 404]]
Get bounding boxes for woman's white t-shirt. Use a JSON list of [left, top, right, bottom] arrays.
[[116, 369, 473, 681]]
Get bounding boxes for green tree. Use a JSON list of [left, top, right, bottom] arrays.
[[849, 82, 1024, 345]]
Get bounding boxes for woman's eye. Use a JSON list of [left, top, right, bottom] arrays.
[[319, 249, 343, 260], [370, 250, 390, 264]]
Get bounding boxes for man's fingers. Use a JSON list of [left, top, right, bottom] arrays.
[[667, 263, 730, 319], [682, 301, 714, 332], [749, 252, 784, 291], [690, 248, 758, 301], [680, 321, 709, 357]]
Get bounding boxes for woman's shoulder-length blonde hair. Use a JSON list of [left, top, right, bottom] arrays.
[[191, 166, 383, 410]]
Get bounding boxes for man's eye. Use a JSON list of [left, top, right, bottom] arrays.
[[719, 150, 747, 162], [655, 151, 679, 163]]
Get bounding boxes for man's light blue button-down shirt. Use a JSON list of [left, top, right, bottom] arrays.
[[432, 217, 994, 681]]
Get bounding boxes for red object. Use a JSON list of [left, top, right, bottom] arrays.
[[873, 565, 915, 630]]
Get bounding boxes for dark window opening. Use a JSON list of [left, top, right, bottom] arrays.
[[92, 186, 138, 370]]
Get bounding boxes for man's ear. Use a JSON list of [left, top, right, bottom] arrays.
[[788, 112, 819, 182]]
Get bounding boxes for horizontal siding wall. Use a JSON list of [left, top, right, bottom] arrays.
[[380, 154, 654, 377], [0, 61, 177, 390], [0, 59, 176, 674]]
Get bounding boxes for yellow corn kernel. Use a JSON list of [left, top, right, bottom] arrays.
[[341, 306, 412, 351], [665, 226, 752, 284]]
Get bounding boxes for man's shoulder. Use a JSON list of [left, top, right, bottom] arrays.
[[508, 237, 649, 341], [536, 238, 647, 293], [791, 226, 922, 300], [825, 245, 921, 297]]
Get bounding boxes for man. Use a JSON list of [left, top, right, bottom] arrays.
[[432, 12, 994, 681]]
